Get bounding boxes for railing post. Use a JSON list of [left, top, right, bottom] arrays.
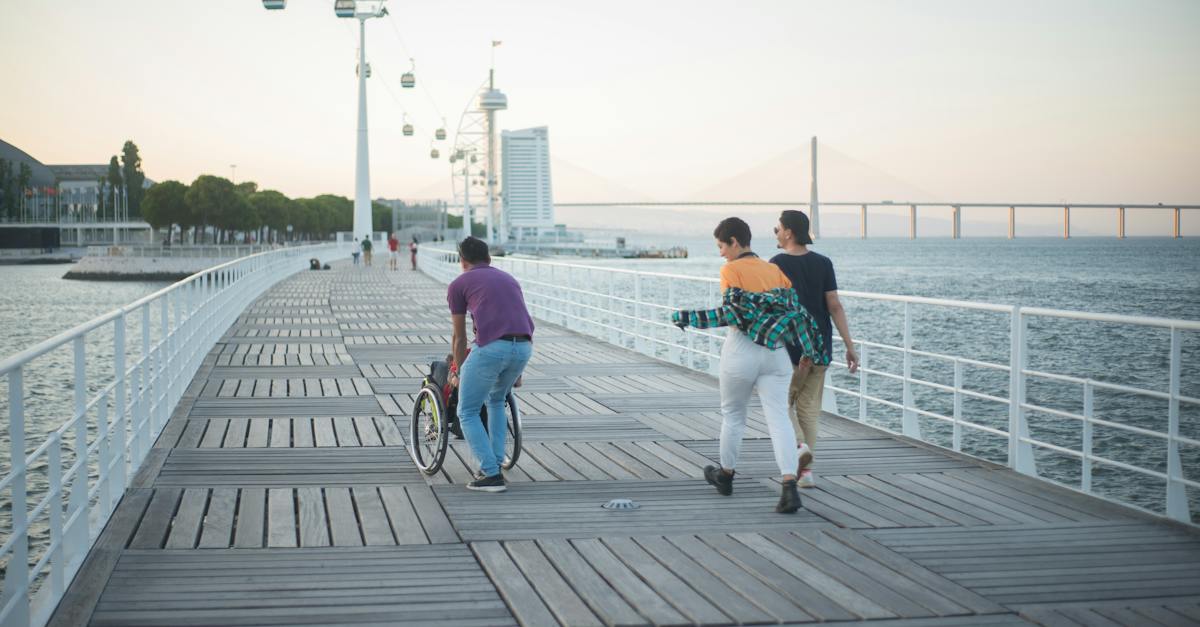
[[1166, 327, 1187, 522], [901, 303, 920, 438], [1082, 380, 1093, 494], [858, 344, 868, 423], [860, 204, 867, 239], [47, 435, 64, 599], [634, 274, 642, 355], [68, 337, 89, 557], [909, 204, 917, 240], [1008, 306, 1036, 475], [3, 369, 31, 627], [113, 312, 127, 484], [953, 358, 963, 452], [1008, 206, 1016, 239], [1117, 207, 1125, 239], [141, 304, 151, 437], [1174, 208, 1181, 238]]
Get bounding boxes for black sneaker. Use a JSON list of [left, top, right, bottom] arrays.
[[467, 473, 507, 493], [776, 479, 802, 514], [704, 465, 734, 496]]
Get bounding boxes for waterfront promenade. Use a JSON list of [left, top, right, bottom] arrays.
[[47, 263, 1200, 627]]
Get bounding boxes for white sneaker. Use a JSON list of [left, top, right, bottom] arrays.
[[797, 443, 813, 473], [798, 469, 815, 489]]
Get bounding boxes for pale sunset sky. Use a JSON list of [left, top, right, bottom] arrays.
[[2, 0, 1197, 235]]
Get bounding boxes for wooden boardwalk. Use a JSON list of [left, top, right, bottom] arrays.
[[49, 264, 1200, 627]]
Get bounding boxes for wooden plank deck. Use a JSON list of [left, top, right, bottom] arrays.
[[49, 264, 1200, 627]]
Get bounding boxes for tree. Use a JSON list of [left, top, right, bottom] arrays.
[[106, 157, 122, 219], [184, 175, 239, 244], [16, 163, 31, 219], [141, 180, 189, 242], [121, 141, 146, 218], [249, 190, 292, 243], [0, 158, 13, 220]]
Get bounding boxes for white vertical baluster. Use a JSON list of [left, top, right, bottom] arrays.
[[858, 344, 868, 423], [1166, 328, 1187, 522], [1082, 380, 1093, 494], [3, 368, 31, 626], [1008, 307, 1036, 475], [901, 303, 920, 438], [68, 337, 88, 558], [112, 313, 126, 500], [952, 359, 963, 452], [47, 434, 64, 598]]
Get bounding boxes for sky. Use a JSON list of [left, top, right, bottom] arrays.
[[2, 0, 1198, 236]]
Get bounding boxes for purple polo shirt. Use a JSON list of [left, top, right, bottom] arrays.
[[447, 264, 535, 347]]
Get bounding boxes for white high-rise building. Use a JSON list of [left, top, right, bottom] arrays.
[[500, 126, 554, 239]]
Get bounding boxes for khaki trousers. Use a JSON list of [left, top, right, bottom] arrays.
[[788, 364, 827, 451]]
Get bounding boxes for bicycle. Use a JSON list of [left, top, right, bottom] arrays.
[[408, 361, 522, 475]]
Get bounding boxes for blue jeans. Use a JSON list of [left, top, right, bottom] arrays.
[[458, 338, 532, 477]]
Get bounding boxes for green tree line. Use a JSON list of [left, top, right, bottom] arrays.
[[142, 174, 462, 244]]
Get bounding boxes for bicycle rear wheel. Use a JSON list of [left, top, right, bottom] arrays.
[[502, 392, 522, 470], [409, 386, 449, 474]]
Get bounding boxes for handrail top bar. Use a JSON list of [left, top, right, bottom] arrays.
[[0, 244, 334, 376], [554, 201, 1200, 209]]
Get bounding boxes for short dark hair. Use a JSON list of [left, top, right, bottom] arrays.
[[458, 236, 491, 265], [713, 217, 751, 247], [779, 210, 814, 245]]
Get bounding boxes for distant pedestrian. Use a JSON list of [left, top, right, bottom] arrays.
[[410, 236, 419, 270], [351, 239, 361, 265], [672, 217, 824, 513], [361, 235, 373, 266], [447, 236, 535, 492], [770, 210, 859, 488], [388, 233, 400, 271]]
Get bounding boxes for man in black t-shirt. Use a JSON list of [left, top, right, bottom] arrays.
[[770, 210, 859, 489]]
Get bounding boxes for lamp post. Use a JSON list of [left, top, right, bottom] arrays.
[[265, 0, 388, 242]]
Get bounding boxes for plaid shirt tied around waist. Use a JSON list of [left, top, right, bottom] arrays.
[[671, 287, 829, 365]]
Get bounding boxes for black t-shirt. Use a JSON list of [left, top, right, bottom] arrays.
[[770, 250, 837, 365]]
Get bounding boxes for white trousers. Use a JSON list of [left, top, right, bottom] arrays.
[[719, 329, 799, 477]]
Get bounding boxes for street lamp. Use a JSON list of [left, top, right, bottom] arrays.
[[264, 0, 388, 242]]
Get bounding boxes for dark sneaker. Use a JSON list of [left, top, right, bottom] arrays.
[[704, 465, 734, 496], [467, 473, 507, 493], [776, 479, 802, 514]]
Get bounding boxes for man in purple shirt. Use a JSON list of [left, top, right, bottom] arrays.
[[447, 237, 535, 492]]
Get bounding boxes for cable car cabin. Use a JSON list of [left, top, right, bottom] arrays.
[[403, 124, 414, 136], [430, 148, 440, 159], [334, 0, 356, 18], [435, 128, 446, 140], [263, 0, 286, 9], [401, 72, 415, 88]]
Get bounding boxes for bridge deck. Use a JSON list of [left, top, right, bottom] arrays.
[[50, 265, 1200, 627]]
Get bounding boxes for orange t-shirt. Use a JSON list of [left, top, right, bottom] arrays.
[[719, 256, 792, 292]]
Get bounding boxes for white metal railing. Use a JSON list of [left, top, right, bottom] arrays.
[[0, 243, 342, 627], [419, 246, 1200, 524], [84, 244, 286, 258]]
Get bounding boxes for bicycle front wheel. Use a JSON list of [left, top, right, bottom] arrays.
[[409, 386, 449, 475], [502, 392, 522, 470]]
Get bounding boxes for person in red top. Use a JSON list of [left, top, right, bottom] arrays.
[[387, 233, 400, 271]]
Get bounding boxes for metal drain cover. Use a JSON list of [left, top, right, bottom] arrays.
[[602, 498, 640, 510]]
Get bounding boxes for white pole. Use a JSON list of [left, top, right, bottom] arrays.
[[485, 109, 496, 245], [352, 15, 372, 242], [462, 163, 472, 241]]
